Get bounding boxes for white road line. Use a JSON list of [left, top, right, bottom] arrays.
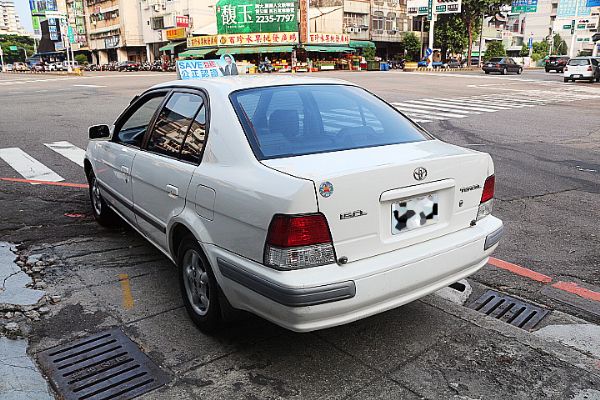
[[468, 97, 535, 107], [436, 98, 513, 110], [403, 100, 481, 114], [393, 105, 467, 119], [392, 102, 473, 117], [0, 148, 64, 183], [411, 118, 433, 123], [418, 99, 499, 112], [44, 141, 86, 167], [402, 112, 449, 120], [73, 84, 107, 88], [452, 97, 529, 108]]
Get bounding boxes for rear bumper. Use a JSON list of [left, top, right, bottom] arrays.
[[206, 216, 503, 332], [565, 73, 594, 80]]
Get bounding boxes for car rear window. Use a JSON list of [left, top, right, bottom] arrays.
[[230, 84, 428, 160], [568, 59, 590, 66], [488, 58, 503, 63]]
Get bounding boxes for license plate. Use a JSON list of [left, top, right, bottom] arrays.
[[391, 194, 439, 235]]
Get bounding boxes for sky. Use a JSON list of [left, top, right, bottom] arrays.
[[14, 0, 34, 34]]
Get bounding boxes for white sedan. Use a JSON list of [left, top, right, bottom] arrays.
[[84, 76, 503, 332]]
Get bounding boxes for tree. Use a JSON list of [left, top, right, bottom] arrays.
[[0, 34, 35, 63], [403, 32, 421, 61], [75, 54, 88, 65], [363, 46, 376, 61], [460, 0, 511, 66], [484, 41, 505, 60], [434, 14, 468, 59], [552, 33, 567, 55]]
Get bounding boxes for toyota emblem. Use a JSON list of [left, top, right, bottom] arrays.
[[413, 167, 427, 181]]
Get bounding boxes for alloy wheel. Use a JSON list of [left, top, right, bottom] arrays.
[[182, 249, 210, 316]]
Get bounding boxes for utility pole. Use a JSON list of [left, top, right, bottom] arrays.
[[427, 0, 435, 68], [0, 46, 5, 72], [478, 13, 485, 66], [569, 0, 579, 57], [420, 16, 425, 60]]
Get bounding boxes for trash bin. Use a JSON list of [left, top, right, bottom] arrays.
[[380, 62, 390, 71], [367, 60, 380, 71]]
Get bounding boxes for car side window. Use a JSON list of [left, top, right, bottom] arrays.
[[180, 102, 207, 164], [115, 94, 166, 147], [146, 92, 203, 158]]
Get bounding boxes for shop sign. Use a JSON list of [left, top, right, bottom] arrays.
[[216, 0, 298, 34], [104, 35, 120, 48], [176, 16, 190, 27], [188, 32, 298, 48], [511, 0, 537, 13], [177, 57, 239, 80], [166, 27, 186, 40], [307, 33, 350, 45]]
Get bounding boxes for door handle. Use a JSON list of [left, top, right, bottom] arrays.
[[120, 166, 130, 175], [166, 184, 179, 198]]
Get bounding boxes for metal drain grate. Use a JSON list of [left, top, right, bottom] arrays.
[[37, 328, 170, 400], [469, 290, 549, 330]]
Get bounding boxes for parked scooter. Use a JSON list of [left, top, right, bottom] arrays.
[[258, 61, 274, 73]]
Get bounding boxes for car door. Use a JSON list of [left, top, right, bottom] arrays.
[[131, 90, 206, 250], [94, 90, 168, 224]]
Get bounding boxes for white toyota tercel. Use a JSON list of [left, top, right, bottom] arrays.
[[85, 76, 503, 332]]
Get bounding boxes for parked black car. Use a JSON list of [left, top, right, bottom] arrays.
[[545, 55, 569, 73], [482, 57, 523, 75], [117, 61, 140, 72]]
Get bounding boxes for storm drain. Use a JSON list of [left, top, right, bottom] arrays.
[[469, 290, 549, 330], [37, 328, 170, 400]]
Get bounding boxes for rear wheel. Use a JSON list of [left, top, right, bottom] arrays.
[[517, 68, 522, 75], [589, 78, 595, 84], [564, 77, 569, 83], [88, 171, 120, 227], [501, 68, 507, 75], [484, 70, 490, 74], [178, 236, 222, 332]]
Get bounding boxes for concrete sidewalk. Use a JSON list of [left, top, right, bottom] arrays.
[[12, 233, 599, 400]]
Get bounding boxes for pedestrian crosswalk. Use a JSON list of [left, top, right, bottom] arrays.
[[392, 89, 600, 123], [0, 142, 85, 184]]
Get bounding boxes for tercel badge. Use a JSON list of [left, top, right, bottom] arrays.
[[319, 181, 334, 198]]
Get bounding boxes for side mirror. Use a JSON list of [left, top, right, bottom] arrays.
[[88, 124, 110, 139]]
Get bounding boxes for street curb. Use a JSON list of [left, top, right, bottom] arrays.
[[421, 293, 600, 377]]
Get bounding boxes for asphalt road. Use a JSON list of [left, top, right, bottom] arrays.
[[0, 69, 599, 400]]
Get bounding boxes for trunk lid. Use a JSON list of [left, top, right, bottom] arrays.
[[262, 140, 493, 263]]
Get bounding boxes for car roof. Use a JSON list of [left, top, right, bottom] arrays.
[[151, 75, 356, 95]]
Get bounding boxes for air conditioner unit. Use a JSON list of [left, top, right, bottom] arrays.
[[360, 25, 369, 30], [153, 4, 160, 12]]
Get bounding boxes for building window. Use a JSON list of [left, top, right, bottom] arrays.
[[372, 11, 384, 31], [386, 12, 396, 31], [374, 0, 384, 6], [151, 17, 164, 30], [344, 12, 368, 29]]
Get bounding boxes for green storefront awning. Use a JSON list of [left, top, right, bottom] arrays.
[[216, 46, 294, 55], [349, 40, 375, 49], [158, 41, 186, 52], [178, 48, 216, 58], [304, 45, 354, 53]]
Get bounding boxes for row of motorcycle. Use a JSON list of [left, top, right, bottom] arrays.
[[84, 61, 176, 72]]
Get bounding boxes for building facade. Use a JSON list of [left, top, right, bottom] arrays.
[[86, 0, 145, 63], [138, 0, 217, 62], [0, 0, 27, 35]]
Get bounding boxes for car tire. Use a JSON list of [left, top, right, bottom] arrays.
[[87, 171, 120, 227], [517, 68, 522, 75], [564, 78, 569, 82], [484, 71, 490, 74], [178, 236, 222, 332], [590, 78, 595, 84], [502, 68, 507, 75]]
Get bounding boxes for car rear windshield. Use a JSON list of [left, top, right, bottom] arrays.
[[230, 84, 428, 160], [488, 58, 503, 63], [568, 59, 590, 66]]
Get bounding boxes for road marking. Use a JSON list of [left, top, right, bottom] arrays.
[[0, 177, 87, 188], [419, 99, 499, 112], [403, 112, 449, 121], [44, 141, 86, 167], [488, 257, 553, 283], [551, 281, 600, 302], [392, 104, 468, 119], [73, 84, 106, 88], [439, 98, 513, 110], [0, 148, 64, 183], [403, 100, 481, 114], [119, 274, 134, 310]]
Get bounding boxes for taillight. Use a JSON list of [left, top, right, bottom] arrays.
[[477, 175, 495, 221], [496, 63, 501, 68], [264, 213, 336, 270], [587, 66, 593, 71], [565, 66, 568, 71]]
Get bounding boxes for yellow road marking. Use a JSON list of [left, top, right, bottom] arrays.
[[118, 273, 134, 310]]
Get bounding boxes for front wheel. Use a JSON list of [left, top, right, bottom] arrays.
[[88, 172, 120, 226], [178, 237, 222, 332], [517, 68, 522, 75], [501, 68, 507, 75], [564, 77, 570, 83], [484, 70, 490, 74]]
